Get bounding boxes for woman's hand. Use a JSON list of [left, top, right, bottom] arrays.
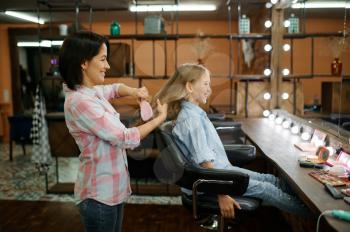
[[218, 195, 241, 218], [133, 86, 150, 100], [155, 99, 168, 121]]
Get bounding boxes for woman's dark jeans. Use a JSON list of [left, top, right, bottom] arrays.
[[77, 198, 124, 232]]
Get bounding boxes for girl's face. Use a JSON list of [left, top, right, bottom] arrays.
[[81, 43, 110, 87], [187, 70, 212, 105]]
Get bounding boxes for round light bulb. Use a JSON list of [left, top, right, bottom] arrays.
[[301, 132, 311, 141], [283, 44, 291, 51], [282, 120, 291, 129], [264, 20, 272, 28], [284, 20, 291, 28], [268, 114, 276, 121], [266, 2, 273, 8], [291, 125, 299, 134], [264, 44, 272, 52], [271, 0, 278, 4], [263, 92, 271, 100], [281, 92, 289, 100], [275, 117, 283, 125], [282, 68, 290, 76], [264, 68, 272, 76], [263, 110, 270, 117]]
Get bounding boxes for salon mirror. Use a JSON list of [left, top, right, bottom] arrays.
[[283, 2, 350, 144]]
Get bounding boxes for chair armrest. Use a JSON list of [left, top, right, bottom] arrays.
[[192, 179, 233, 220], [207, 113, 226, 121], [212, 121, 245, 144], [179, 165, 249, 196], [190, 178, 261, 220], [212, 121, 242, 128], [224, 144, 256, 167]]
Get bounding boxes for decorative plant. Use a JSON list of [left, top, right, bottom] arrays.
[[328, 36, 348, 58], [192, 31, 213, 65]]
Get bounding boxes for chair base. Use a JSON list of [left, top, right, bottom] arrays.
[[198, 215, 231, 231], [199, 215, 219, 230]]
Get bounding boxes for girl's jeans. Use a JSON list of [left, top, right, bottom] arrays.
[[228, 165, 310, 216]]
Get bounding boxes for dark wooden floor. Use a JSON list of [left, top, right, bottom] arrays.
[[0, 200, 314, 232]]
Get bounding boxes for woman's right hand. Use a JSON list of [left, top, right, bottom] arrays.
[[218, 195, 241, 218], [156, 99, 168, 121]]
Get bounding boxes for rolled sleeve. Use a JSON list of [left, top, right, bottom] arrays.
[[122, 127, 141, 149], [71, 97, 140, 149], [173, 118, 215, 165], [94, 84, 121, 100]]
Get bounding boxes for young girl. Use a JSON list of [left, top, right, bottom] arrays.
[[59, 31, 167, 232], [154, 63, 308, 219]]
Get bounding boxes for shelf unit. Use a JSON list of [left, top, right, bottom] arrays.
[[33, 0, 349, 116]]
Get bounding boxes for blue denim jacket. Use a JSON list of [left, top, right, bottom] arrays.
[[172, 101, 231, 169]]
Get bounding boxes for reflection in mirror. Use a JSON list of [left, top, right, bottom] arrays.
[[332, 4, 349, 138], [269, 109, 350, 148], [285, 2, 350, 143]]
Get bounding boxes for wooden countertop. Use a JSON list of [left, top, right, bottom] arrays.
[[239, 118, 350, 232]]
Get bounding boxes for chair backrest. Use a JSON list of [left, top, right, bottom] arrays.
[[46, 113, 80, 157], [8, 115, 32, 142], [155, 121, 187, 186], [155, 121, 249, 195]]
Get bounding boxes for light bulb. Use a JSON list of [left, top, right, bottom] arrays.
[[282, 68, 290, 76], [265, 2, 273, 8], [291, 125, 299, 134], [283, 44, 291, 51], [264, 68, 272, 76], [264, 20, 272, 28], [275, 117, 283, 125], [263, 92, 271, 100], [264, 44, 272, 52], [282, 120, 291, 129], [281, 92, 289, 100], [271, 0, 278, 4], [301, 132, 311, 141], [263, 110, 270, 117], [284, 20, 290, 27], [268, 114, 276, 121]]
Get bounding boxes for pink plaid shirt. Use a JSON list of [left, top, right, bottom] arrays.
[[63, 84, 140, 206]]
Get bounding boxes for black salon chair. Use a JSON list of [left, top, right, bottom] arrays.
[[342, 122, 350, 131], [155, 122, 260, 232], [212, 120, 245, 144], [211, 120, 255, 167], [207, 111, 245, 145], [8, 115, 33, 161]]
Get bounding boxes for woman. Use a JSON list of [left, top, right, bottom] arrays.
[[59, 31, 167, 232], [154, 63, 309, 219]]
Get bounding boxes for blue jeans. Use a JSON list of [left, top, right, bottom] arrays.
[[228, 166, 310, 216], [77, 198, 124, 232]]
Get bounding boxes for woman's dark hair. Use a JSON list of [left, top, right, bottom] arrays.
[[59, 31, 109, 90]]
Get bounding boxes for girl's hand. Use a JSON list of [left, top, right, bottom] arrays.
[[218, 195, 241, 218], [156, 99, 168, 121], [134, 87, 150, 100]]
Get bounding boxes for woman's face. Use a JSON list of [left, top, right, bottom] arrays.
[[81, 43, 110, 87], [187, 70, 212, 105]]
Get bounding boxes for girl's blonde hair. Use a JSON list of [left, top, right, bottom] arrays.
[[153, 63, 209, 120]]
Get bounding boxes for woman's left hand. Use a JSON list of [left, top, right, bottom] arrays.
[[134, 87, 150, 100]]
